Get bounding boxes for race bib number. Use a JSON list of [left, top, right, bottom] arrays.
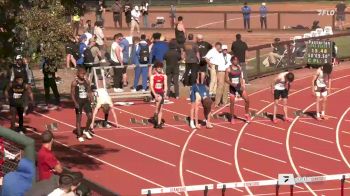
[[79, 92, 87, 99], [155, 83, 163, 89], [231, 78, 239, 84], [275, 83, 285, 90], [13, 93, 22, 99]]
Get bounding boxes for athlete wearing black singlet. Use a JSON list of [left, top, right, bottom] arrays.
[[5, 76, 34, 132], [71, 68, 93, 142], [228, 65, 243, 96]]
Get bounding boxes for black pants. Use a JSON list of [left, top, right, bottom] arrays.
[[166, 66, 180, 97], [44, 77, 60, 105], [260, 17, 267, 29], [10, 105, 24, 131], [112, 62, 124, 89], [183, 63, 199, 86], [243, 18, 250, 29]]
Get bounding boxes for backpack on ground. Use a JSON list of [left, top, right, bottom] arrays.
[[139, 44, 150, 64]]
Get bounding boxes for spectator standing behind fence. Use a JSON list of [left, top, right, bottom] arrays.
[[336, 1, 347, 30], [215, 45, 231, 107], [205, 42, 222, 96], [111, 33, 124, 92], [175, 16, 186, 48], [170, 4, 176, 29], [96, 0, 105, 28], [260, 2, 268, 29], [231, 34, 249, 84], [112, 0, 122, 29], [263, 38, 285, 67], [131, 6, 141, 35], [131, 35, 149, 92], [141, 1, 149, 28], [38, 131, 63, 181], [196, 34, 212, 84], [94, 21, 105, 51], [165, 39, 182, 99], [241, 2, 251, 30], [124, 0, 133, 28], [1, 158, 35, 196], [183, 34, 200, 86]]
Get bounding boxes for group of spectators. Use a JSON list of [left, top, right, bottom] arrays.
[[0, 131, 89, 196]]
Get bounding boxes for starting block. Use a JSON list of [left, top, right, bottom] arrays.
[[130, 118, 149, 125], [45, 123, 58, 131], [251, 111, 269, 119], [173, 115, 189, 123], [294, 110, 306, 117], [212, 114, 229, 121]]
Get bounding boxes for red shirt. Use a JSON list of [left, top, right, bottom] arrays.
[[38, 146, 59, 181], [153, 74, 165, 94]]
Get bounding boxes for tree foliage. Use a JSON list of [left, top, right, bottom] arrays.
[[17, 1, 73, 66]]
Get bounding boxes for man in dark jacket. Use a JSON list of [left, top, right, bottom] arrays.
[[231, 33, 249, 84], [196, 34, 212, 84], [164, 39, 182, 98], [149, 33, 169, 71], [2, 158, 35, 196]]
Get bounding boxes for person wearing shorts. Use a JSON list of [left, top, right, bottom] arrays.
[[91, 87, 119, 131], [225, 56, 251, 124], [271, 71, 295, 124], [5, 75, 34, 133], [189, 81, 213, 129], [150, 62, 168, 129], [312, 64, 332, 120], [71, 67, 93, 142]]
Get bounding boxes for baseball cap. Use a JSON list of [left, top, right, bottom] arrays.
[[222, 45, 228, 50], [262, 2, 266, 6], [80, 34, 87, 40]]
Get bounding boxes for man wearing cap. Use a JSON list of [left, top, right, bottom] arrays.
[[131, 5, 141, 35], [215, 45, 231, 107], [263, 38, 285, 67], [260, 2, 268, 29]]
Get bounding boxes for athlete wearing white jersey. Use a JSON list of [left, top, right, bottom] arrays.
[[312, 64, 332, 120], [91, 88, 118, 130], [271, 71, 295, 124]]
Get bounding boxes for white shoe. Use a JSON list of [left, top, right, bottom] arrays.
[[141, 89, 146, 92], [83, 131, 93, 139], [78, 137, 84, 142], [190, 120, 196, 129], [113, 88, 124, 93], [131, 89, 137, 92]]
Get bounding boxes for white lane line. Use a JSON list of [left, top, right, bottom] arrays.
[[345, 119, 350, 122], [260, 100, 301, 111], [113, 106, 190, 133], [4, 117, 173, 193], [336, 107, 350, 171], [235, 103, 258, 111], [293, 132, 334, 144], [251, 120, 285, 131], [32, 111, 177, 167], [299, 166, 326, 176], [244, 133, 282, 145], [197, 134, 232, 146], [189, 149, 232, 165], [241, 148, 287, 163], [293, 147, 341, 162], [186, 170, 243, 192], [342, 131, 350, 135], [299, 120, 334, 130], [343, 145, 350, 149]]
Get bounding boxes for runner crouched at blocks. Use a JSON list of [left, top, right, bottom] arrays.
[[71, 67, 93, 142], [225, 56, 251, 124], [271, 71, 295, 124], [90, 87, 119, 131], [312, 63, 332, 120], [189, 80, 213, 129], [150, 62, 168, 129]]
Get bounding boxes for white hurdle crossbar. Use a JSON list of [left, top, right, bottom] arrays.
[[141, 184, 213, 195]]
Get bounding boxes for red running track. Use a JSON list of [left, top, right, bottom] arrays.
[[1, 67, 350, 196]]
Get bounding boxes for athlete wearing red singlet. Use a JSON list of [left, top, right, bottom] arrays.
[[150, 62, 168, 129]]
